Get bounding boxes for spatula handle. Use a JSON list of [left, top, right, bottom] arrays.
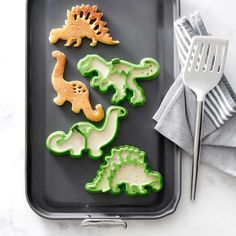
[[191, 100, 204, 201]]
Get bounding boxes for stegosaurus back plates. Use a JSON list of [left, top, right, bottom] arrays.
[[49, 4, 119, 48], [85, 145, 163, 196]]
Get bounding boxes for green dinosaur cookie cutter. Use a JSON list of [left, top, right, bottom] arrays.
[[85, 145, 163, 196], [46, 106, 127, 159], [77, 54, 160, 106]]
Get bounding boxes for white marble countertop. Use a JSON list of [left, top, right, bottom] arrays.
[[0, 0, 236, 235]]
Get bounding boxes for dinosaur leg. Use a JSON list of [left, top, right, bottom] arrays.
[[74, 38, 82, 47], [71, 102, 81, 113], [127, 62, 159, 105], [88, 146, 103, 158], [138, 185, 148, 194], [112, 86, 126, 104], [54, 94, 65, 106], [90, 38, 98, 47], [64, 38, 76, 46], [109, 73, 126, 104], [86, 135, 104, 158], [126, 74, 145, 105], [125, 184, 137, 195], [110, 183, 120, 194]]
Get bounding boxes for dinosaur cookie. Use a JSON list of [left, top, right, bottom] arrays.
[[85, 145, 163, 196], [49, 5, 119, 47], [46, 106, 127, 159], [77, 55, 160, 106], [51, 50, 104, 122]]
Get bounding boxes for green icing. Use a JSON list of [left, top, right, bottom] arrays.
[[85, 145, 163, 196], [46, 106, 127, 159], [77, 54, 160, 106]]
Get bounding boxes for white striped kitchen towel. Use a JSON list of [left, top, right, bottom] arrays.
[[153, 12, 236, 176], [174, 13, 236, 128]]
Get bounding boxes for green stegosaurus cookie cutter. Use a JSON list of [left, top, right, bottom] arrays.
[[77, 54, 160, 106], [85, 145, 163, 196], [46, 106, 127, 159]]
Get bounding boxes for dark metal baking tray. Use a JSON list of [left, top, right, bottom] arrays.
[[26, 0, 181, 221]]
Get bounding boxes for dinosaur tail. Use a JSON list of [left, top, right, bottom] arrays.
[[98, 33, 119, 45], [46, 130, 85, 157], [83, 103, 104, 122], [46, 131, 67, 154], [51, 50, 66, 79]]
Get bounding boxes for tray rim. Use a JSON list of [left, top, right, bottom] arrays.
[[25, 0, 181, 220]]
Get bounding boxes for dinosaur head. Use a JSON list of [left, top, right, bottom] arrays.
[[107, 106, 127, 118], [140, 58, 161, 78]]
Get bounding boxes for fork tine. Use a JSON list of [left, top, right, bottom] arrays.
[[205, 43, 217, 72]]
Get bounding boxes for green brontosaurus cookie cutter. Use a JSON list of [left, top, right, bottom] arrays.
[[85, 145, 163, 196], [77, 54, 160, 106], [46, 106, 127, 159]]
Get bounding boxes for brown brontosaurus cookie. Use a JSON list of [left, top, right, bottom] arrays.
[[51, 50, 104, 122], [49, 4, 119, 48]]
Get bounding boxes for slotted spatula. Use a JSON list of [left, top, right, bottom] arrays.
[[183, 36, 228, 201]]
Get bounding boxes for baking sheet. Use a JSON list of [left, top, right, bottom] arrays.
[[26, 0, 181, 219]]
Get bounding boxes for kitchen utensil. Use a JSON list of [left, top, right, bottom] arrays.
[[183, 36, 228, 200]]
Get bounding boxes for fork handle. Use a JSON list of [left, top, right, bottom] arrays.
[[191, 100, 204, 201]]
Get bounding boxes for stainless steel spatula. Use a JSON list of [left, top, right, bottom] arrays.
[[183, 36, 228, 201]]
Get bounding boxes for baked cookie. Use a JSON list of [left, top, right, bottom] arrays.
[[51, 50, 104, 122], [85, 145, 163, 196], [78, 54, 160, 106], [49, 4, 119, 47], [46, 106, 127, 159]]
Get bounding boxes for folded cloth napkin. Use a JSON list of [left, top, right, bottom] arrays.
[[153, 12, 236, 177]]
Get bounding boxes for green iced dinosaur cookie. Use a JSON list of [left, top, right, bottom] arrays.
[[46, 106, 127, 159], [85, 145, 163, 196], [77, 54, 160, 106]]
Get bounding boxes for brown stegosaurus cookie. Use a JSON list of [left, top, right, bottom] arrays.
[[51, 50, 104, 122], [49, 4, 119, 47]]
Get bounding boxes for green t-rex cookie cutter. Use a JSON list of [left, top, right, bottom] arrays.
[[77, 54, 160, 106], [85, 145, 163, 196], [46, 106, 127, 159]]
